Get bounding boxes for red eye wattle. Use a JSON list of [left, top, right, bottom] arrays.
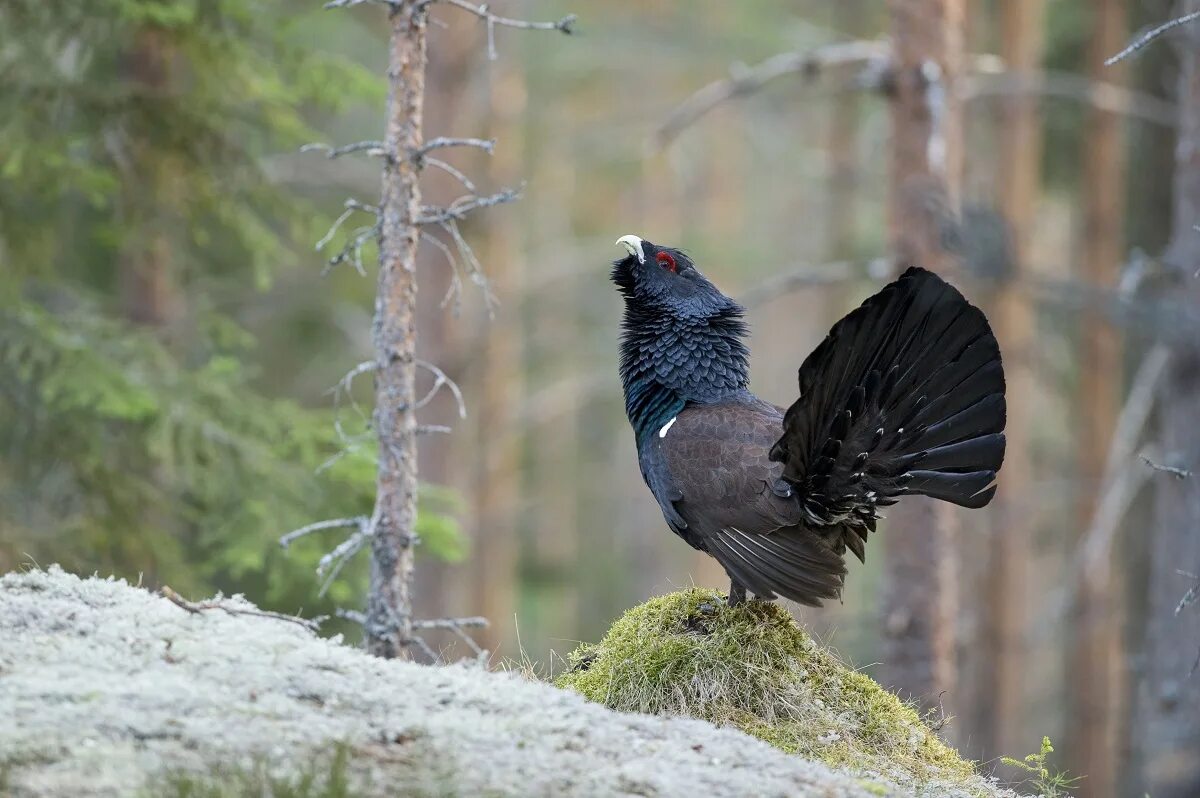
[[656, 252, 677, 272]]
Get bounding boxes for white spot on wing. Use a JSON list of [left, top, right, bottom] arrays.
[[658, 416, 677, 438]]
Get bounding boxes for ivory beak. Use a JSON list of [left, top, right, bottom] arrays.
[[615, 234, 645, 264]]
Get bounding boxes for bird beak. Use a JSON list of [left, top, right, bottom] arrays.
[[615, 234, 645, 264]]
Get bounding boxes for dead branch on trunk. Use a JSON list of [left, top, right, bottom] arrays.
[[336, 607, 490, 665], [1141, 455, 1195, 480], [161, 586, 326, 632], [1074, 347, 1169, 578], [737, 258, 890, 307], [653, 40, 891, 149], [1107, 11, 1200, 65], [430, 0, 575, 61], [654, 40, 1176, 150], [962, 70, 1177, 128], [301, 140, 388, 159], [286, 0, 573, 661]]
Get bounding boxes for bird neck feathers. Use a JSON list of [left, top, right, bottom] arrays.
[[618, 297, 751, 446]]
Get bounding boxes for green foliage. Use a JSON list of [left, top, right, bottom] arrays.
[[0, 0, 460, 628], [556, 589, 979, 787], [0, 0, 382, 287], [153, 744, 357, 798], [0, 297, 465, 612], [1000, 737, 1079, 798], [149, 742, 464, 798]]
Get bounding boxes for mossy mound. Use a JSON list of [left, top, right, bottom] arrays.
[[556, 589, 976, 788]]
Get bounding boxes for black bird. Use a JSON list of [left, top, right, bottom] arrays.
[[611, 235, 1006, 606]]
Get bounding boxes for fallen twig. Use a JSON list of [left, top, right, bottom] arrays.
[[161, 586, 324, 632]]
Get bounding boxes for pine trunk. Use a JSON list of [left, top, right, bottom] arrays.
[[826, 0, 865, 260], [366, 2, 427, 660], [981, 0, 1044, 762], [119, 26, 176, 330], [411, 14, 482, 637], [1068, 2, 1127, 793], [468, 63, 526, 656], [881, 0, 965, 714], [1133, 5, 1200, 794]]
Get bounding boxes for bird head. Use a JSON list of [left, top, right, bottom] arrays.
[[611, 234, 735, 320]]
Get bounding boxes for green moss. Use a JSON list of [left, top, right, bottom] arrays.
[[556, 589, 977, 787], [149, 744, 357, 798]]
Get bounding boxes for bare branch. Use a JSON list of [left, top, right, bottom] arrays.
[[413, 616, 488, 630], [280, 516, 368, 549], [1140, 455, 1194, 480], [1106, 12, 1200, 65], [416, 186, 522, 225], [430, 0, 575, 60], [316, 206, 359, 253], [414, 615, 490, 664], [962, 70, 1178, 128], [416, 137, 495, 158], [420, 231, 463, 312], [317, 525, 372, 598], [655, 38, 1175, 151], [423, 156, 478, 194], [415, 358, 466, 418], [654, 40, 890, 149], [330, 359, 378, 399], [739, 259, 889, 307], [442, 219, 498, 310], [162, 586, 324, 632], [410, 635, 442, 664], [416, 424, 453, 435], [1176, 571, 1199, 616], [318, 360, 377, 475], [1076, 346, 1171, 578], [325, 223, 381, 277], [325, 0, 394, 8], [301, 140, 388, 159]]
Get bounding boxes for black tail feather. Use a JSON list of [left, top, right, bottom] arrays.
[[771, 267, 1006, 529]]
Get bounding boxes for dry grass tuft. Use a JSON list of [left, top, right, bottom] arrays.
[[556, 589, 978, 788]]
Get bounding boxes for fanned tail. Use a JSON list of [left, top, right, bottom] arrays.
[[770, 267, 1006, 557]]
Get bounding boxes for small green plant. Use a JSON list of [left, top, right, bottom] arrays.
[[153, 744, 355, 798], [1000, 736, 1079, 797]]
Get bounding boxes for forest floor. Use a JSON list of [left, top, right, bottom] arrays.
[[0, 568, 1020, 797]]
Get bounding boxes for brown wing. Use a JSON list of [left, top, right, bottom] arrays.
[[659, 400, 847, 606]]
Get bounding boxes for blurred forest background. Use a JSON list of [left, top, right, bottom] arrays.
[[2, 1, 1199, 796]]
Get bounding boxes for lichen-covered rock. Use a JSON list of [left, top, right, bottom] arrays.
[[0, 567, 1019, 798], [556, 589, 993, 794]]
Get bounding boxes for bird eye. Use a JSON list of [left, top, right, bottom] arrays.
[[656, 252, 677, 273]]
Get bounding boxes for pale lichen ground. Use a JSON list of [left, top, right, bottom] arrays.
[[0, 568, 1017, 797]]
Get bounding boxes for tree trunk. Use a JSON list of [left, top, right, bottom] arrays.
[[1068, 3, 1128, 793], [880, 0, 964, 715], [119, 26, 177, 330], [411, 16, 482, 650], [468, 62, 526, 657], [366, 1, 427, 660], [1133, 5, 1200, 794], [979, 0, 1044, 762], [826, 0, 865, 260]]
